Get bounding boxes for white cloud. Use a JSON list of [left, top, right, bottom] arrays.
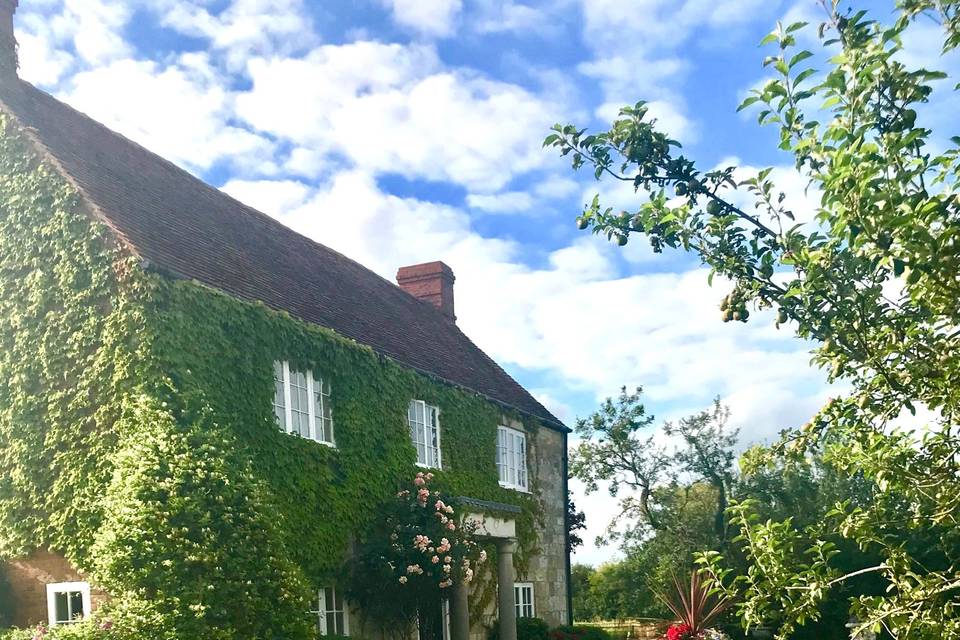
[[716, 157, 823, 227], [466, 191, 534, 213], [14, 0, 130, 85], [382, 0, 463, 38], [236, 41, 563, 191], [156, 0, 317, 71], [61, 54, 273, 172], [473, 1, 552, 36], [62, 0, 131, 65], [220, 179, 313, 217], [15, 27, 73, 86], [577, 0, 780, 139]]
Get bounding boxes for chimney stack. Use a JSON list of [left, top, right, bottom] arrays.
[[397, 261, 456, 321], [0, 0, 17, 78]]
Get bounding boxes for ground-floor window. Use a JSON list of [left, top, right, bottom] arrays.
[[46, 582, 91, 626], [417, 600, 451, 640], [514, 582, 535, 618], [312, 587, 349, 636]]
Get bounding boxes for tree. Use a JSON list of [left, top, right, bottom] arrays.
[[570, 563, 598, 621], [568, 495, 587, 551], [570, 390, 740, 620], [548, 1, 960, 637], [571, 389, 738, 549]]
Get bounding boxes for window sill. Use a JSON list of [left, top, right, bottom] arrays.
[[499, 482, 530, 494], [285, 431, 337, 449], [415, 462, 442, 471]]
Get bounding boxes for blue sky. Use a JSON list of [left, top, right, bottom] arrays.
[[14, 0, 955, 565]]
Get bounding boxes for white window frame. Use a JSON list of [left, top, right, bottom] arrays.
[[273, 361, 335, 447], [408, 400, 442, 469], [497, 425, 529, 491], [312, 587, 349, 636], [514, 582, 535, 619], [46, 581, 91, 626]]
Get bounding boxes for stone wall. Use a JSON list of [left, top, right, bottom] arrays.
[[4, 551, 106, 627], [523, 422, 569, 626]]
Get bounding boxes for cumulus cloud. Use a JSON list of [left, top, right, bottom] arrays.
[[155, 0, 318, 70], [466, 191, 535, 213], [15, 0, 131, 85], [382, 0, 463, 38], [235, 41, 564, 191], [61, 54, 274, 172]]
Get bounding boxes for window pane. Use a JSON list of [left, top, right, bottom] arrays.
[[313, 375, 333, 444], [55, 592, 69, 623], [69, 591, 85, 620], [273, 362, 286, 429], [290, 371, 310, 437], [335, 612, 345, 635]]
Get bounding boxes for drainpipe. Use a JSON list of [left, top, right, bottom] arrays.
[[563, 430, 573, 625]]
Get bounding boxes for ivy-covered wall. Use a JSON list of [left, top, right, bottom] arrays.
[[0, 110, 557, 637], [148, 277, 544, 585]]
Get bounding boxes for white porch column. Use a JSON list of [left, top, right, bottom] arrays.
[[451, 579, 470, 640], [497, 539, 517, 640]]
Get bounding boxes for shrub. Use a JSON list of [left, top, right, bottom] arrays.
[[549, 624, 612, 640], [489, 618, 551, 640]]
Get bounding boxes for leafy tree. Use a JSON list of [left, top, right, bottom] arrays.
[[570, 564, 598, 622], [571, 389, 737, 549], [568, 495, 587, 551], [548, 1, 960, 637]]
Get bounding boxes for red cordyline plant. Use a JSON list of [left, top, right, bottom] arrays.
[[658, 571, 732, 640]]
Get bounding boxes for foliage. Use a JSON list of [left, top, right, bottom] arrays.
[[570, 564, 597, 621], [347, 472, 488, 638], [571, 389, 737, 549], [488, 617, 550, 640], [549, 624, 612, 640], [567, 496, 587, 551], [656, 572, 730, 638], [548, 1, 960, 637], [91, 391, 312, 639], [0, 113, 547, 636]]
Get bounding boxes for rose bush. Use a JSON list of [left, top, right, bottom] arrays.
[[348, 473, 488, 639]]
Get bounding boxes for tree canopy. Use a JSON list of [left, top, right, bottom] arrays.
[[551, 1, 960, 637]]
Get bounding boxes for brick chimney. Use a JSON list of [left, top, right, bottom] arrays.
[[397, 261, 456, 321], [0, 0, 17, 78]]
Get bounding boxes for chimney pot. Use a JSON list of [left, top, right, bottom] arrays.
[[0, 0, 17, 78], [397, 261, 456, 321]]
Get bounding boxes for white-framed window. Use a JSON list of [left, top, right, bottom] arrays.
[[408, 400, 441, 469], [416, 601, 450, 640], [311, 587, 349, 636], [514, 582, 535, 619], [46, 582, 91, 626], [497, 426, 528, 491], [273, 361, 334, 446]]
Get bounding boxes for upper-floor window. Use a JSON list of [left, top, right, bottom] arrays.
[[312, 587, 348, 636], [408, 400, 441, 469], [47, 582, 91, 626], [273, 361, 334, 446], [497, 426, 528, 491], [514, 582, 535, 618]]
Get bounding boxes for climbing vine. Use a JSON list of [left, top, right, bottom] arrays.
[[0, 112, 548, 639]]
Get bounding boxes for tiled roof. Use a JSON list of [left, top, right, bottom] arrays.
[[0, 79, 565, 430]]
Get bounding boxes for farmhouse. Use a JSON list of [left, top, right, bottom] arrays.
[[0, 1, 570, 638]]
